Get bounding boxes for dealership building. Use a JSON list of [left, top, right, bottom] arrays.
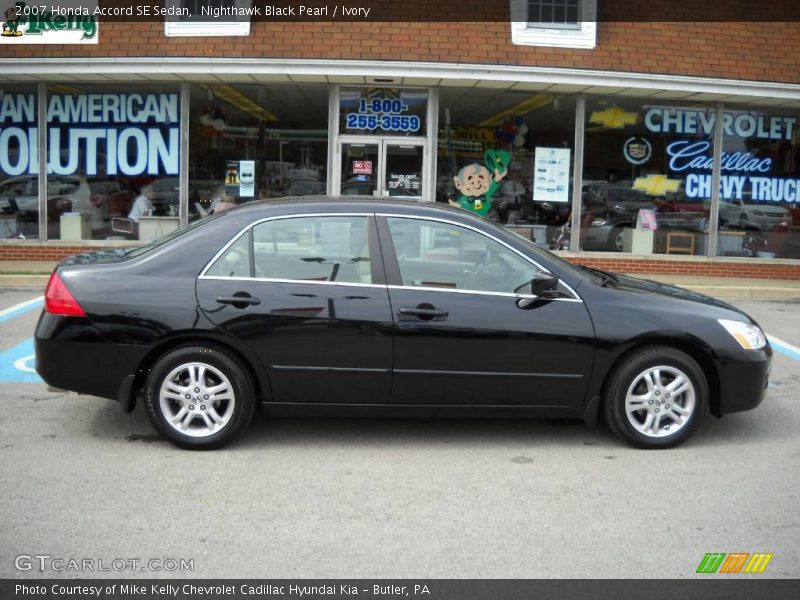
[[1, 0, 800, 279]]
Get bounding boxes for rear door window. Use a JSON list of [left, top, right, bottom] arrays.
[[252, 216, 372, 284], [205, 215, 374, 285]]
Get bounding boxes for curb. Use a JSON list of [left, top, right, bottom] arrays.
[[678, 285, 800, 300], [0, 275, 50, 288]]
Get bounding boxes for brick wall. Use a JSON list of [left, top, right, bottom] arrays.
[[2, 244, 799, 279], [3, 1, 800, 84], [568, 257, 800, 280], [0, 245, 91, 262]]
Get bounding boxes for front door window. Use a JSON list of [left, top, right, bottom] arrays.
[[386, 217, 540, 294]]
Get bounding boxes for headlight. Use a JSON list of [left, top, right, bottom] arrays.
[[753, 210, 764, 216], [591, 218, 607, 226], [717, 319, 767, 350]]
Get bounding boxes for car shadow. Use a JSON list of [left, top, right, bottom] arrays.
[[238, 411, 613, 450], [88, 397, 617, 449], [85, 396, 779, 451]]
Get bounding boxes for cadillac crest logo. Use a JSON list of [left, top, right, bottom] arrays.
[[623, 136, 653, 165]]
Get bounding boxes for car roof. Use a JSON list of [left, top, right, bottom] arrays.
[[230, 196, 470, 218]]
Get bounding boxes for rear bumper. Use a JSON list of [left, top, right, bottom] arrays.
[[715, 345, 772, 415], [35, 313, 148, 402]]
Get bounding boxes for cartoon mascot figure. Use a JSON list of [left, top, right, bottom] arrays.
[[2, 5, 25, 37], [449, 149, 511, 218]]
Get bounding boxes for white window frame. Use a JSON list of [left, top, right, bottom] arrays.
[[164, 0, 251, 37], [510, 0, 597, 49]]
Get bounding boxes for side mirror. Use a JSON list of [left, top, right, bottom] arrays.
[[531, 272, 560, 297], [517, 272, 561, 308]]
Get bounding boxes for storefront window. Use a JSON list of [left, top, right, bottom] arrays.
[[438, 88, 575, 249], [0, 85, 39, 240], [714, 105, 799, 259], [46, 83, 181, 241], [189, 83, 329, 217], [581, 97, 715, 255]]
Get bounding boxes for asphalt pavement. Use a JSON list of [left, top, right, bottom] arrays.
[[1, 289, 798, 579]]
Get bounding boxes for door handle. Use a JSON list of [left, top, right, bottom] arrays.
[[216, 293, 261, 308], [398, 306, 448, 320]]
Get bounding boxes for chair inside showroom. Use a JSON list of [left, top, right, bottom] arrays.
[[109, 217, 137, 240], [666, 231, 696, 255]]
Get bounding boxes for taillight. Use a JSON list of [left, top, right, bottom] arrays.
[[44, 272, 86, 317], [90, 194, 102, 207]]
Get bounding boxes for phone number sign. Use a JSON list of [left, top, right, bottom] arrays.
[[345, 97, 421, 133]]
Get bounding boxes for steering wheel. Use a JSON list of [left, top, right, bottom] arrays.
[[465, 247, 492, 289]]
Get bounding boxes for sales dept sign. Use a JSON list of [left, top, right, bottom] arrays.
[[1, 2, 98, 44], [0, 93, 179, 177]]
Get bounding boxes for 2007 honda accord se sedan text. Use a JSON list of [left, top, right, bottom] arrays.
[[35, 198, 771, 450]]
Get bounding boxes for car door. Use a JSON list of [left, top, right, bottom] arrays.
[[196, 213, 394, 404], [378, 214, 596, 408]]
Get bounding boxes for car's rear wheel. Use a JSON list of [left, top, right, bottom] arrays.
[[144, 345, 254, 450], [609, 226, 625, 252], [603, 346, 708, 449]]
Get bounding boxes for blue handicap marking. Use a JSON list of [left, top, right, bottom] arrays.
[[0, 338, 43, 383], [768, 335, 800, 362]]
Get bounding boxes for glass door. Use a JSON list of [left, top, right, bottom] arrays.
[[337, 140, 425, 199], [340, 142, 380, 197], [383, 143, 424, 200]]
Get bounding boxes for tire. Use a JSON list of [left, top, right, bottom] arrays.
[[144, 345, 255, 450], [609, 226, 625, 252], [739, 213, 749, 230], [603, 346, 708, 449]]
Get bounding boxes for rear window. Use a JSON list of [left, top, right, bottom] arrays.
[[123, 212, 227, 260], [50, 177, 80, 196]]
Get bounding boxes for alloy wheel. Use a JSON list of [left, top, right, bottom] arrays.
[[158, 362, 236, 438], [624, 365, 695, 438]]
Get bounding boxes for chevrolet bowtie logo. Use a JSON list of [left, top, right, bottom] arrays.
[[632, 174, 681, 196], [589, 107, 638, 129]]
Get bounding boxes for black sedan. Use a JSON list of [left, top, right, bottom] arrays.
[[35, 198, 771, 450]]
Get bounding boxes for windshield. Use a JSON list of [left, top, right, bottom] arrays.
[[123, 213, 227, 260]]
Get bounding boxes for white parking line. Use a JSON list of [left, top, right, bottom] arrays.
[[0, 296, 44, 324]]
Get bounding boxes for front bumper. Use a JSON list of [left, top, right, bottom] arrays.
[[714, 345, 772, 415]]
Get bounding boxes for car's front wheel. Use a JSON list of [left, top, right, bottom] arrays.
[[144, 345, 255, 450], [603, 346, 708, 449]]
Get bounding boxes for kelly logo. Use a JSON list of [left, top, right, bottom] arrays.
[[696, 552, 773, 574], [1, 2, 98, 43]]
